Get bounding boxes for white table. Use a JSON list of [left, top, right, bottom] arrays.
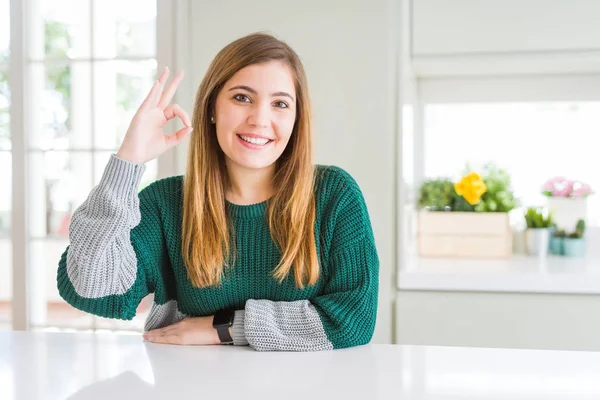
[[1, 331, 600, 399]]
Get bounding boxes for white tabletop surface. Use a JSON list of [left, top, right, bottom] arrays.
[[2, 330, 600, 400]]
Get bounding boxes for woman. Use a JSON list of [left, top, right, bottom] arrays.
[[57, 32, 379, 352]]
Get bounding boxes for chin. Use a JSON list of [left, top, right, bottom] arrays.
[[231, 156, 277, 171]]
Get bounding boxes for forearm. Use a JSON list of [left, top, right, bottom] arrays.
[[65, 154, 146, 299], [233, 235, 379, 352], [57, 155, 154, 319]]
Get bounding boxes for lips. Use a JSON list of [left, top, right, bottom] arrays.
[[236, 134, 273, 149], [237, 133, 275, 141]]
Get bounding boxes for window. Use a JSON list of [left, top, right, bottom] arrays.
[[0, 0, 10, 330], [5, 0, 159, 332], [423, 102, 599, 226]]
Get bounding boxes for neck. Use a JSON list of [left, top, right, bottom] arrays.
[[225, 160, 276, 205]]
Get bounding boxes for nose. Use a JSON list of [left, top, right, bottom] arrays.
[[247, 103, 270, 128]]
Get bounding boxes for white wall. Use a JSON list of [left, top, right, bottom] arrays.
[[409, 0, 600, 77], [167, 0, 403, 344], [412, 0, 600, 56]]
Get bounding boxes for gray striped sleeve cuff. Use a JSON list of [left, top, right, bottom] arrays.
[[102, 154, 147, 201], [232, 310, 249, 346], [241, 299, 334, 352]]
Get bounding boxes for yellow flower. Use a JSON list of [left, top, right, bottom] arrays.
[[455, 172, 487, 205]]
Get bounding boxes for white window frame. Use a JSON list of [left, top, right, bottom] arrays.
[[398, 4, 600, 275], [411, 74, 600, 191], [399, 76, 600, 272], [9, 0, 184, 330]]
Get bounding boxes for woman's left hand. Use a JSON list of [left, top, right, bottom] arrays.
[[143, 316, 221, 345]]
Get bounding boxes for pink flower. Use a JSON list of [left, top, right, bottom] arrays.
[[546, 177, 571, 196], [542, 180, 555, 191], [571, 182, 594, 198], [542, 177, 593, 198], [553, 180, 573, 196], [543, 176, 566, 191]]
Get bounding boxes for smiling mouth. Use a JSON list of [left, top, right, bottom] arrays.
[[236, 134, 273, 146]]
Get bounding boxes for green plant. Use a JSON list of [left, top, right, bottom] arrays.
[[567, 219, 586, 238], [525, 207, 553, 228], [452, 195, 476, 212], [418, 178, 456, 210], [552, 228, 566, 238], [473, 163, 518, 212], [418, 163, 519, 213]]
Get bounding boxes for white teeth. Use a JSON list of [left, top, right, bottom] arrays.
[[239, 135, 270, 145]]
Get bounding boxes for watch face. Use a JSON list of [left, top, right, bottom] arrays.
[[213, 309, 234, 327]]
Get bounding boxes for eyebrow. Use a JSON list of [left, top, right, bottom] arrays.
[[228, 85, 295, 103]]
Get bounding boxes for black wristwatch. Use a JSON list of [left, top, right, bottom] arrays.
[[213, 309, 235, 345]]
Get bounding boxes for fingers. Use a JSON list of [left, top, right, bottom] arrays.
[[163, 104, 193, 148], [140, 80, 160, 110], [140, 67, 169, 110], [144, 320, 182, 337], [154, 67, 170, 107], [158, 70, 185, 109], [165, 126, 194, 149], [163, 104, 192, 127], [139, 67, 185, 112], [146, 326, 173, 336], [144, 332, 182, 345], [143, 325, 174, 340]]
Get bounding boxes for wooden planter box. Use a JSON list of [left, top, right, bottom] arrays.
[[418, 211, 512, 258]]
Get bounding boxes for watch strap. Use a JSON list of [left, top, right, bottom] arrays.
[[213, 309, 234, 345]]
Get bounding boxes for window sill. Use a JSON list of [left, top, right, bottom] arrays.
[[398, 254, 600, 294]]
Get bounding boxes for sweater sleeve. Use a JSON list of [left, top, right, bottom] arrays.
[[56, 154, 164, 320], [232, 171, 380, 351]]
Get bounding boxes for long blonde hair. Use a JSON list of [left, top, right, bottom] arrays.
[[182, 32, 318, 289]]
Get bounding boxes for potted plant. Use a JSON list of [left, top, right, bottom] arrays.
[[524, 207, 553, 257], [542, 177, 593, 232], [549, 225, 566, 255], [417, 163, 517, 258], [474, 163, 518, 213], [563, 219, 586, 257], [418, 178, 455, 211]]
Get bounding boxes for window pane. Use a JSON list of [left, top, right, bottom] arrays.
[[0, 152, 10, 330], [0, 0, 9, 63], [0, 67, 9, 150], [29, 151, 93, 239], [30, 0, 91, 60], [92, 0, 156, 59], [0, 237, 11, 330], [0, 152, 10, 236], [93, 60, 156, 149], [28, 62, 93, 150], [0, 0, 8, 330], [424, 102, 600, 226], [29, 238, 93, 330]]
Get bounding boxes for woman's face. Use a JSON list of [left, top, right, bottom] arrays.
[[213, 61, 297, 171]]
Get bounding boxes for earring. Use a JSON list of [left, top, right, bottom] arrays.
[[210, 116, 215, 124]]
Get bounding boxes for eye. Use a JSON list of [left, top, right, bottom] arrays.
[[274, 101, 289, 109], [234, 94, 251, 103]]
